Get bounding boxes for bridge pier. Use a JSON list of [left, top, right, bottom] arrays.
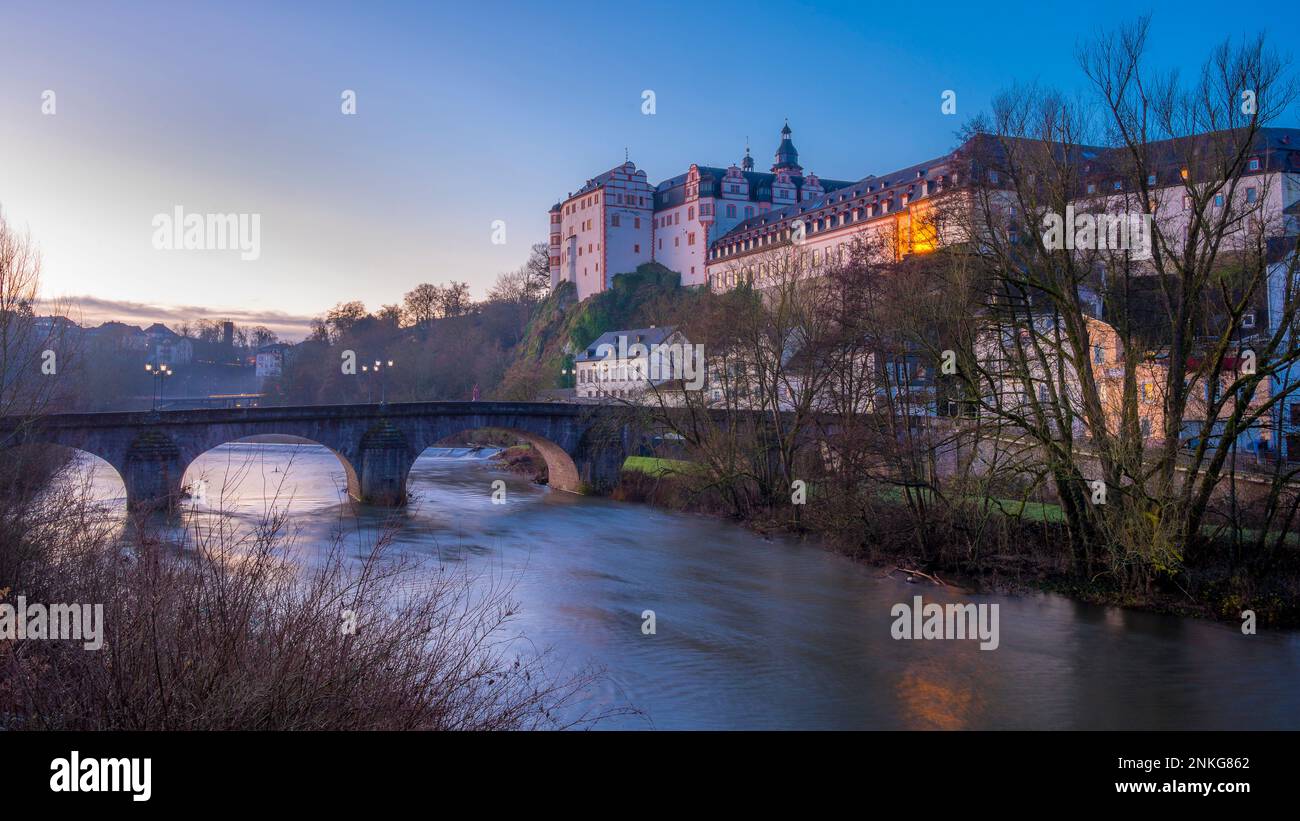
[[123, 431, 186, 512], [356, 423, 412, 505], [574, 431, 631, 492]]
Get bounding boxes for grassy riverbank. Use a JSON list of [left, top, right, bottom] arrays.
[[610, 460, 1300, 628]]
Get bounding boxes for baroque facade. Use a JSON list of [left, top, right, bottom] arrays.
[[548, 123, 853, 300]]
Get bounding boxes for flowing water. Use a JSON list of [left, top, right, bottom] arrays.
[[76, 443, 1300, 730]]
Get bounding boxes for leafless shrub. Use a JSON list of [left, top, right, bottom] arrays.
[[1, 464, 621, 730]]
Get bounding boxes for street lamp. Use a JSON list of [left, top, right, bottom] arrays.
[[369, 359, 394, 403], [145, 362, 173, 410]]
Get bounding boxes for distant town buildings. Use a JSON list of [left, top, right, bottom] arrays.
[[145, 323, 194, 365], [27, 317, 287, 410], [255, 342, 293, 378]]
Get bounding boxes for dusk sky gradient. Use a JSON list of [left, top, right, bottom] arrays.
[[0, 0, 1284, 338]]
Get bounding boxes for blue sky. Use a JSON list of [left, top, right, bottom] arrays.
[[0, 0, 1286, 337]]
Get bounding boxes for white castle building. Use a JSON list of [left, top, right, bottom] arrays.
[[551, 124, 1300, 459], [548, 123, 855, 300], [552, 123, 1300, 298]]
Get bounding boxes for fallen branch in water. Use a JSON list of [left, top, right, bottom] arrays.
[[891, 566, 947, 586]]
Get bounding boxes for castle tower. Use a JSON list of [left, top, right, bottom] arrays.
[[771, 120, 802, 173]]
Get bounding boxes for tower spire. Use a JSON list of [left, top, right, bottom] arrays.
[[772, 120, 801, 173]]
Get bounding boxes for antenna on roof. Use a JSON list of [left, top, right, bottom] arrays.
[[625, 147, 629, 163]]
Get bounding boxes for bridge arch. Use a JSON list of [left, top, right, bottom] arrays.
[[410, 425, 581, 493], [180, 435, 360, 508], [2, 443, 127, 507]]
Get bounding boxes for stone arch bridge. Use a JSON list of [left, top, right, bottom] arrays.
[[0, 402, 634, 510]]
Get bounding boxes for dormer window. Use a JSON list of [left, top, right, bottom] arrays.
[[1248, 157, 1261, 171]]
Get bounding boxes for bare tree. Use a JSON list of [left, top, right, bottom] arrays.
[[324, 300, 368, 342], [523, 241, 552, 293], [938, 18, 1300, 585], [0, 211, 72, 421], [402, 283, 441, 326], [438, 281, 472, 318], [490, 244, 552, 305], [249, 326, 278, 348]]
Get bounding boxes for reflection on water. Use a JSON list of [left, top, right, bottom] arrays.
[[75, 443, 1300, 730]]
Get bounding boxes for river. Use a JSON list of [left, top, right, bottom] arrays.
[[77, 442, 1300, 730]]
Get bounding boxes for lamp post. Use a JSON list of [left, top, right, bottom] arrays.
[[144, 362, 173, 410], [366, 359, 394, 404]]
